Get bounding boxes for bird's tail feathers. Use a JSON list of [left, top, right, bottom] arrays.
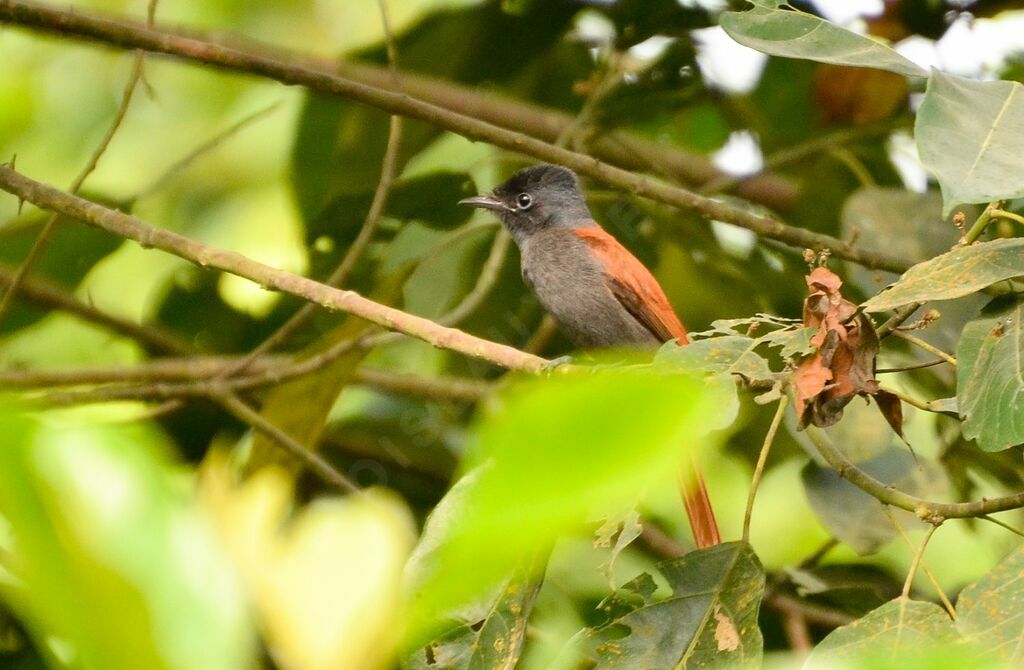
[[680, 454, 721, 549]]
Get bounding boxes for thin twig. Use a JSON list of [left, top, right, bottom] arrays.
[[890, 330, 957, 367], [900, 523, 940, 601], [217, 393, 358, 493], [131, 101, 282, 203], [743, 394, 788, 542], [0, 0, 913, 272], [0, 262, 191, 354], [989, 209, 1024, 228], [0, 37, 151, 325], [979, 514, 1024, 540], [211, 0, 405, 383], [0, 0, 799, 211], [883, 506, 955, 618], [805, 425, 1024, 519], [876, 358, 948, 374]]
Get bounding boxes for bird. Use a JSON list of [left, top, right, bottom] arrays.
[[460, 163, 720, 549]]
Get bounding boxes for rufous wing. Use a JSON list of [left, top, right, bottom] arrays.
[[574, 227, 689, 344]]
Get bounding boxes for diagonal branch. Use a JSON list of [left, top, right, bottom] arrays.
[[0, 0, 911, 273], [0, 165, 550, 374]]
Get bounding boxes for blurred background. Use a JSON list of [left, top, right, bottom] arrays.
[[3, 0, 1024, 668]]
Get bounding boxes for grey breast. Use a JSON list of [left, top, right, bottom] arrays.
[[519, 229, 659, 348]]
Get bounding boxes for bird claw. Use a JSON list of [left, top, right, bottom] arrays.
[[542, 355, 574, 375]]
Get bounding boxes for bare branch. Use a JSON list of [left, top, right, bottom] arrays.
[[0, 0, 912, 273], [0, 165, 550, 374]]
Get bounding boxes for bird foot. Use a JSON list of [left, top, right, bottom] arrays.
[[541, 355, 574, 375]]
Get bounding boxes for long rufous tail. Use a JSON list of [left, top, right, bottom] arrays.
[[680, 453, 721, 549]]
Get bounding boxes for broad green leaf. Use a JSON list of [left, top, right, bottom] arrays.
[[657, 335, 774, 381], [720, 5, 926, 78], [0, 405, 254, 670], [590, 543, 764, 669], [957, 545, 1024, 666], [805, 599, 961, 669], [404, 367, 734, 647], [841, 187, 983, 353], [862, 239, 1024, 312], [957, 296, 1024, 451], [916, 72, 1024, 215]]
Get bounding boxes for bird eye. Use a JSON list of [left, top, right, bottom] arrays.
[[516, 193, 533, 209]]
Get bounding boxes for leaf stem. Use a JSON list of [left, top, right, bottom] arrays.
[[890, 330, 956, 367], [883, 507, 955, 618], [900, 522, 940, 600], [989, 209, 1024, 228], [743, 394, 789, 542]]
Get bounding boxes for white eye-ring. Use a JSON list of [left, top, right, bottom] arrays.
[[516, 192, 533, 209]]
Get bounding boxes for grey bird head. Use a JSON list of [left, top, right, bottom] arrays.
[[459, 164, 593, 244]]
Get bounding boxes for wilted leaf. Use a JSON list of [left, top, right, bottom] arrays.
[[404, 367, 734, 646], [916, 71, 1024, 215], [589, 543, 764, 669], [873, 390, 905, 442], [863, 239, 1024, 312], [793, 268, 880, 428], [957, 545, 1024, 666], [0, 405, 254, 670], [720, 5, 926, 77], [956, 296, 1024, 451], [805, 599, 959, 668]]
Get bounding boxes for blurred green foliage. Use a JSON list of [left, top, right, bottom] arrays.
[[3, 0, 1024, 668]]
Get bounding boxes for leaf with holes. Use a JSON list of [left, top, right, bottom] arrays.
[[957, 296, 1024, 452], [720, 5, 925, 77], [588, 543, 764, 669], [405, 572, 541, 670], [863, 239, 1024, 312], [917, 71, 1024, 215]]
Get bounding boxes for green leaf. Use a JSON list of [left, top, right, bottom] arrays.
[[590, 543, 764, 669], [404, 367, 735, 646], [862, 239, 1024, 312], [956, 296, 1024, 451], [405, 572, 541, 670], [719, 5, 926, 78], [0, 404, 254, 670], [657, 335, 774, 381], [916, 71, 1024, 215], [957, 545, 1024, 666], [805, 599, 960, 669]]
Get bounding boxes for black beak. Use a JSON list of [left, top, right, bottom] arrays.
[[458, 195, 509, 212]]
